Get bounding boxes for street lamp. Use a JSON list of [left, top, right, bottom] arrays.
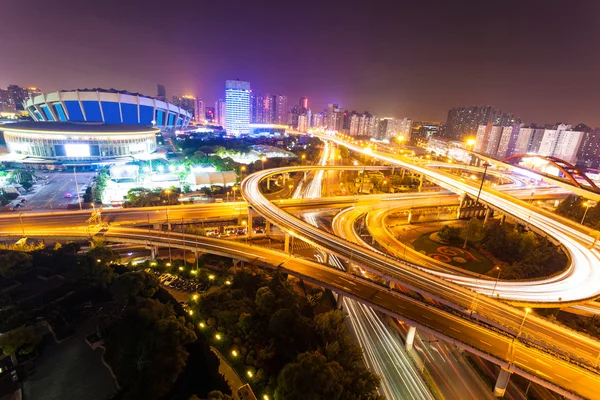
[[301, 154, 306, 165], [240, 165, 246, 181], [261, 156, 267, 170], [466, 138, 476, 151], [581, 201, 592, 225], [232, 186, 238, 202], [517, 307, 532, 338], [490, 266, 501, 298], [165, 189, 172, 264]]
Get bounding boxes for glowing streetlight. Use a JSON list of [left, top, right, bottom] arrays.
[[166, 262, 171, 267], [240, 165, 247, 181], [192, 294, 199, 301], [208, 274, 215, 280], [261, 156, 267, 170], [247, 370, 253, 378], [188, 309, 194, 316], [198, 322, 205, 329], [215, 333, 222, 341], [179, 266, 184, 271], [517, 308, 532, 338], [231, 350, 238, 357], [96, 259, 101, 263], [581, 201, 592, 225], [225, 280, 231, 285], [490, 267, 501, 298], [466, 138, 476, 151], [301, 154, 306, 165]]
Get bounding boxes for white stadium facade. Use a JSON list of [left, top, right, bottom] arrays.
[[2, 121, 159, 163]]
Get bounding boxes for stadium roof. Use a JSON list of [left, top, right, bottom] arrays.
[[60, 88, 154, 98]]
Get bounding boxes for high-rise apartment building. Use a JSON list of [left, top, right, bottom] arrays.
[[205, 106, 215, 123], [0, 89, 16, 112], [443, 105, 514, 141], [7, 85, 29, 110], [194, 99, 205, 123], [397, 118, 412, 142], [495, 124, 522, 158], [215, 99, 226, 127], [298, 115, 309, 133], [485, 126, 504, 156], [276, 95, 288, 125], [576, 127, 600, 167], [311, 112, 324, 128]]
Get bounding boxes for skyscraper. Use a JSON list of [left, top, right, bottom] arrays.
[[265, 94, 277, 123], [215, 99, 226, 127], [195, 99, 205, 123], [299, 96, 308, 109], [225, 80, 251, 135], [276, 95, 288, 125]]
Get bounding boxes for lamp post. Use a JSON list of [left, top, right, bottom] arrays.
[[240, 166, 246, 182], [301, 154, 306, 166], [19, 213, 25, 236], [581, 201, 591, 225], [165, 189, 172, 264], [490, 266, 501, 298], [232, 186, 238, 202], [517, 307, 532, 338]]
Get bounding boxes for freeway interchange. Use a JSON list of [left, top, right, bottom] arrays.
[[2, 138, 600, 398]]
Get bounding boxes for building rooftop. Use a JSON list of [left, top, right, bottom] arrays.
[[60, 88, 153, 98], [1, 121, 159, 135]]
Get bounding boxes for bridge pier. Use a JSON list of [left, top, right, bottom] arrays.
[[493, 368, 512, 398], [150, 246, 157, 260], [248, 208, 254, 239], [336, 293, 344, 309], [265, 221, 271, 236], [484, 207, 491, 225], [284, 233, 290, 253], [405, 325, 417, 351], [407, 210, 412, 224]]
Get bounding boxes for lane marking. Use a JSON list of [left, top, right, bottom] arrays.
[[479, 340, 492, 347], [554, 374, 572, 383]]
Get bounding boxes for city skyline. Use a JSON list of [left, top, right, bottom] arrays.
[[1, 1, 600, 125]]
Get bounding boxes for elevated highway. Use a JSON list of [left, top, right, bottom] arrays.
[[0, 225, 596, 400], [240, 164, 600, 398]]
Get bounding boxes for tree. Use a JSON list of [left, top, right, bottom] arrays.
[[274, 351, 344, 400], [204, 390, 233, 400], [105, 298, 197, 400], [110, 271, 159, 304], [255, 287, 276, 316], [437, 226, 461, 242], [0, 326, 39, 364]]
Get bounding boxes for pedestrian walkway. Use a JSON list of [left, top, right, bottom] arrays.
[[210, 347, 244, 400]]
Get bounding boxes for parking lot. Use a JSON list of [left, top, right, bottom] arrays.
[[6, 171, 96, 211]]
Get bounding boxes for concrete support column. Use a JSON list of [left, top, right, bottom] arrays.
[[248, 208, 254, 239], [389, 280, 395, 290], [267, 178, 271, 190], [437, 207, 441, 221], [265, 221, 271, 236], [322, 252, 329, 265], [406, 326, 417, 351], [407, 210, 412, 224], [284, 233, 290, 253], [493, 368, 512, 398], [418, 175, 424, 192], [336, 293, 344, 309], [150, 246, 157, 260], [484, 207, 491, 225]]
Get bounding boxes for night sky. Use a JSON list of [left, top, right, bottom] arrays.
[[1, 0, 599, 125]]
